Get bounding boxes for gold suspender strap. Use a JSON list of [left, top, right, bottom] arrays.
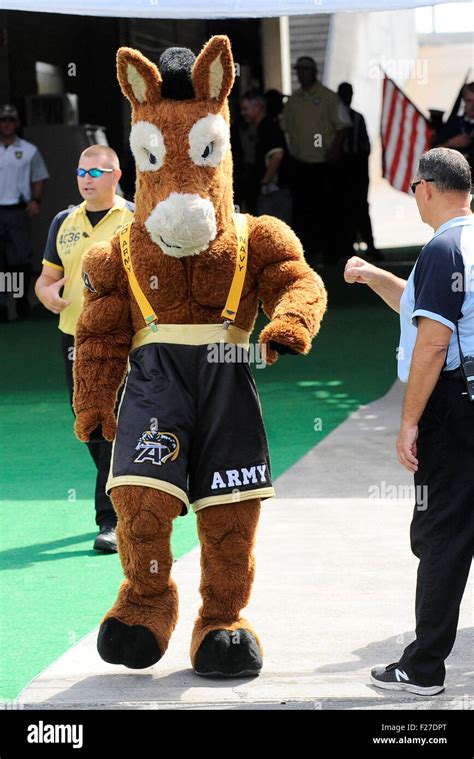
[[119, 213, 248, 333], [119, 223, 159, 332], [221, 212, 248, 328]]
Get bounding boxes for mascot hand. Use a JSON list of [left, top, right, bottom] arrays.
[[75, 408, 117, 443], [259, 315, 311, 366]]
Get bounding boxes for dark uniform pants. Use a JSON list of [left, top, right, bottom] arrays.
[[399, 373, 474, 685], [287, 157, 342, 265], [61, 332, 118, 528], [0, 205, 32, 316], [340, 153, 375, 251]]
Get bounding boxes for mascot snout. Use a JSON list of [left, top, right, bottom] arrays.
[[145, 191, 217, 257]]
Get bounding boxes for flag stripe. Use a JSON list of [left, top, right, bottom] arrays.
[[389, 95, 409, 187], [384, 91, 403, 180], [381, 75, 432, 195], [394, 103, 415, 190], [401, 106, 423, 193], [381, 78, 396, 143]]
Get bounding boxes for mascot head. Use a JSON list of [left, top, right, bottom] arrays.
[[117, 35, 235, 258]]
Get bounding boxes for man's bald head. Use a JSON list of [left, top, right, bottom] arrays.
[[80, 145, 120, 170]]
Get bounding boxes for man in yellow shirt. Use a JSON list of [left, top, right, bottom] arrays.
[[35, 144, 134, 552], [281, 56, 351, 265]]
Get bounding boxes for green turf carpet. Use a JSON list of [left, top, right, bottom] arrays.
[[0, 289, 399, 702]]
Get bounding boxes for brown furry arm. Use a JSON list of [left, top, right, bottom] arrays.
[[249, 215, 328, 365], [73, 237, 133, 442]]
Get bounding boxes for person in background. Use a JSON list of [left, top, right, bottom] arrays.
[[432, 82, 474, 187], [265, 89, 285, 122], [241, 90, 291, 223], [231, 99, 258, 215], [337, 82, 382, 263], [35, 144, 134, 553], [280, 57, 351, 265], [0, 104, 49, 322]]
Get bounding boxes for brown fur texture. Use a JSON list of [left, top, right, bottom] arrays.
[[73, 35, 327, 673], [190, 499, 262, 668], [104, 486, 182, 655]]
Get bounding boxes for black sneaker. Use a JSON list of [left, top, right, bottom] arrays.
[[371, 662, 444, 696], [93, 524, 117, 553]]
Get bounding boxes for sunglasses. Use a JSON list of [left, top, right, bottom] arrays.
[[410, 178, 435, 194], [76, 167, 114, 178]]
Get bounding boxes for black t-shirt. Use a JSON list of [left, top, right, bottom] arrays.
[[86, 208, 110, 227], [254, 116, 289, 188]]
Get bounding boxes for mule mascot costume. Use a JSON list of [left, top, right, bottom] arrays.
[[73, 35, 327, 677]]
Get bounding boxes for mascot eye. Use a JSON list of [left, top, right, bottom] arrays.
[[188, 114, 229, 168], [201, 142, 214, 159], [130, 121, 165, 172]]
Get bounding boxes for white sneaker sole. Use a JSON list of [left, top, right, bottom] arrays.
[[370, 675, 444, 696]]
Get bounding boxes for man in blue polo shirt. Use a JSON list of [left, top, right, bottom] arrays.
[[344, 147, 473, 696]]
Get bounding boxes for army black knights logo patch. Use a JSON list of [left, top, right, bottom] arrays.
[[134, 427, 180, 466]]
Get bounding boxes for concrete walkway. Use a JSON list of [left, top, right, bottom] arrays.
[[18, 382, 473, 710]]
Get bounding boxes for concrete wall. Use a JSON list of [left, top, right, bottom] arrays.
[[262, 17, 284, 92], [261, 17, 292, 95], [324, 10, 418, 145], [405, 35, 473, 118]]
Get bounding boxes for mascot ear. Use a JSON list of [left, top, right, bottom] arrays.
[[116, 47, 162, 108], [192, 35, 235, 104]]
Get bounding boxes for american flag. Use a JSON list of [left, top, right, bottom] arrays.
[[381, 75, 433, 194]]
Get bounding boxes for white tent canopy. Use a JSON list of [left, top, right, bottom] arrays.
[[0, 0, 462, 19]]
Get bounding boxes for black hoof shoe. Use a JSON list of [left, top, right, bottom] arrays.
[[97, 618, 162, 669], [194, 628, 263, 678]]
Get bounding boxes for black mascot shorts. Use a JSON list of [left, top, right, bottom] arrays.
[[106, 325, 275, 515]]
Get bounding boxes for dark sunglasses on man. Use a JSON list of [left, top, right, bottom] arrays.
[[410, 178, 435, 195], [76, 167, 114, 178]]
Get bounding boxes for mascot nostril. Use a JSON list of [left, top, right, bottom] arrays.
[[73, 34, 328, 677]]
